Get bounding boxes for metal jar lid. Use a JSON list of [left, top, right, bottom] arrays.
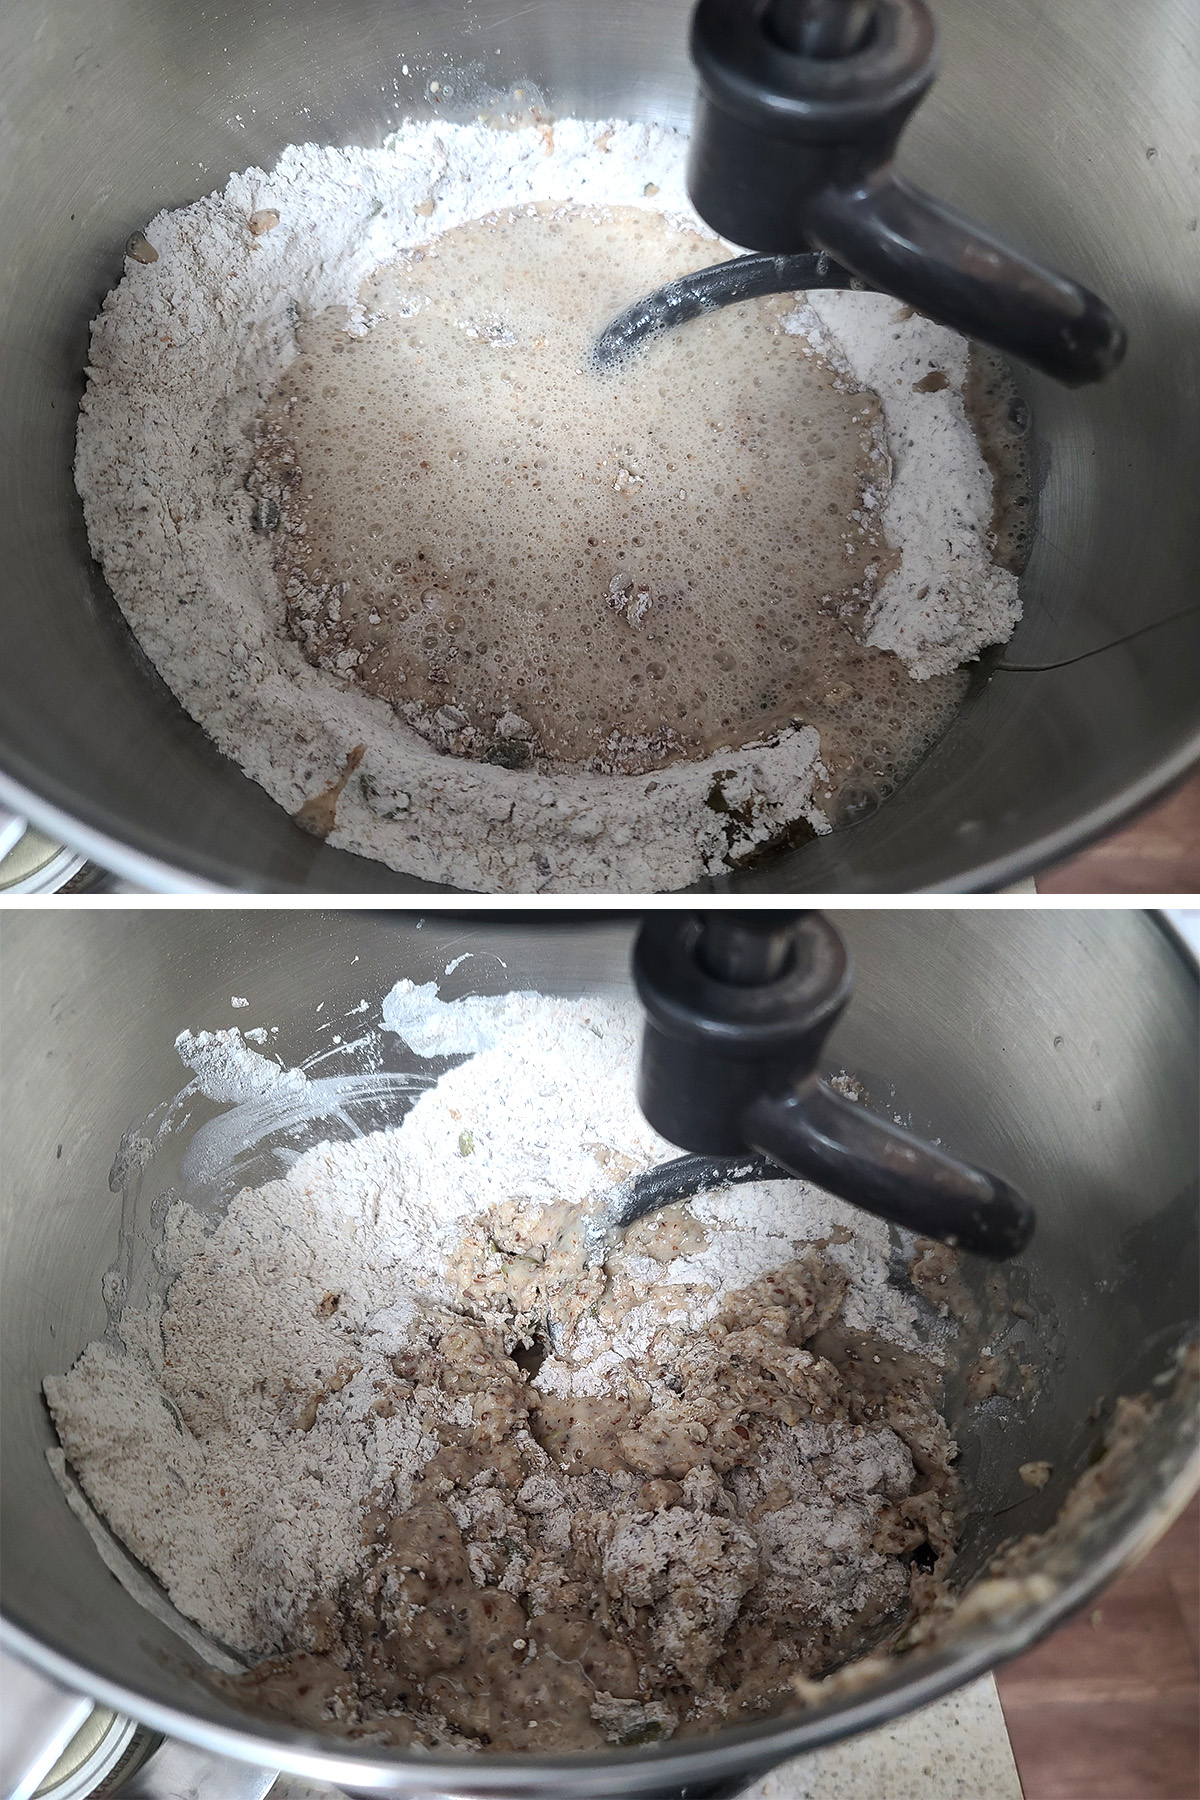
[[30, 1709, 159, 1800], [0, 813, 88, 893]]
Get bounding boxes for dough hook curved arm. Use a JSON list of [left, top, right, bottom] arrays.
[[805, 173, 1126, 387], [744, 1077, 1036, 1257], [630, 910, 1036, 1263], [590, 250, 869, 370], [603, 1099, 1033, 1261], [669, 0, 1128, 388]]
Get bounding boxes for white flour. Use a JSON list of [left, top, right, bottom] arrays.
[[76, 119, 1018, 893], [783, 298, 1019, 678], [45, 989, 938, 1681], [174, 1028, 308, 1104]]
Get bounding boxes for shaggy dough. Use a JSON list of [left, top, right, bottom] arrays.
[[229, 1237, 958, 1751]]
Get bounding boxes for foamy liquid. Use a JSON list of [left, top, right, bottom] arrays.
[[251, 205, 971, 813]]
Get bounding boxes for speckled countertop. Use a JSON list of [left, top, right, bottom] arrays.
[[743, 1676, 1022, 1800], [270, 1675, 1021, 1800]]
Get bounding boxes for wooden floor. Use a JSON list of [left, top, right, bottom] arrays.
[[1037, 771, 1200, 894], [994, 1495, 1199, 1800]]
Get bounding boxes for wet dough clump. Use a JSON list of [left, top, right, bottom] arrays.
[[233, 1246, 956, 1750]]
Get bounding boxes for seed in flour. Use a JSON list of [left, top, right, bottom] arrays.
[[74, 121, 1023, 892]]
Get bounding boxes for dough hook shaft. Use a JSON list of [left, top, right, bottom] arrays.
[[583, 911, 1037, 1264]]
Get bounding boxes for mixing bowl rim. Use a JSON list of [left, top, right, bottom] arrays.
[[2, 730, 1197, 895], [3, 1449, 1195, 1790]]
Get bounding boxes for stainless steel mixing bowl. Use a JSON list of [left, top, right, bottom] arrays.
[[2, 909, 1197, 1798], [0, 0, 1198, 892]]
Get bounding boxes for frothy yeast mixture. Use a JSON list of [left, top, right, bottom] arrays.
[[251, 204, 967, 797]]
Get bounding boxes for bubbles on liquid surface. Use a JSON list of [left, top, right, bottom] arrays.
[[250, 204, 974, 807]]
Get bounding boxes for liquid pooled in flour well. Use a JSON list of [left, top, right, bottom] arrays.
[[250, 205, 972, 814]]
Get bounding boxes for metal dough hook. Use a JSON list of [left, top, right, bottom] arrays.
[[592, 0, 1126, 386], [577, 910, 1035, 1266], [590, 249, 872, 371]]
